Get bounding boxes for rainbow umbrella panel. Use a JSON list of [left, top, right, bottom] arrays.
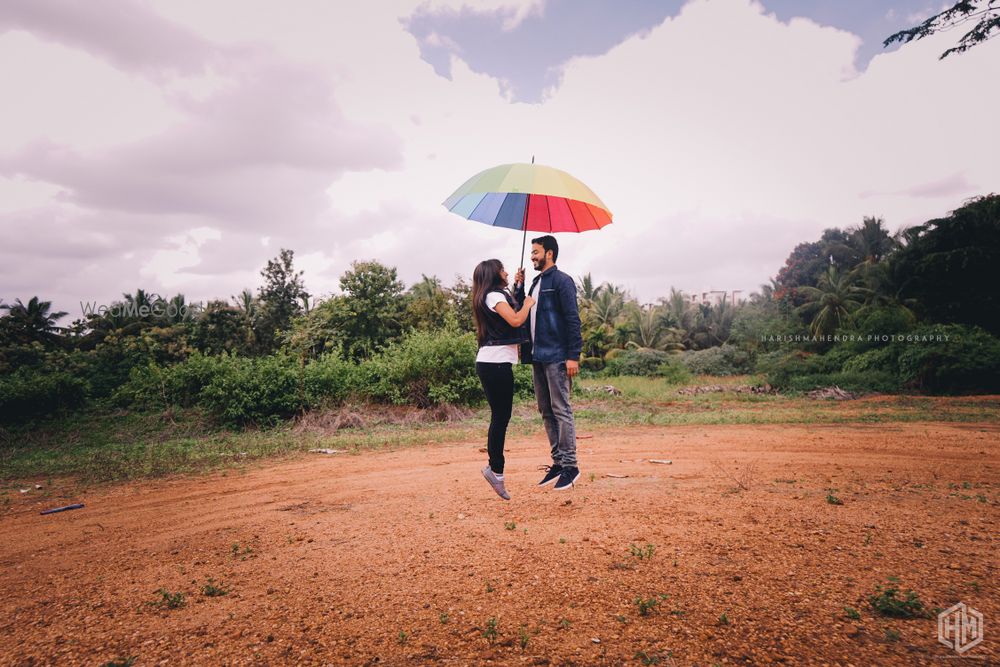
[[442, 162, 613, 234]]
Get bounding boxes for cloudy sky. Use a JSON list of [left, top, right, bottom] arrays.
[[1, 0, 997, 319]]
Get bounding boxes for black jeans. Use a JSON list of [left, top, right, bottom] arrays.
[[476, 362, 514, 474]]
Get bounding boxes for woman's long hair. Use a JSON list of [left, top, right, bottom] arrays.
[[471, 259, 505, 346]]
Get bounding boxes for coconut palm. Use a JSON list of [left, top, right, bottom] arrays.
[[850, 217, 899, 264], [577, 273, 599, 302], [589, 287, 625, 330], [0, 296, 67, 345], [795, 265, 864, 336], [628, 304, 684, 351]]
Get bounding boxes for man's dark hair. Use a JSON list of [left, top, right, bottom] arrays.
[[531, 235, 559, 263]]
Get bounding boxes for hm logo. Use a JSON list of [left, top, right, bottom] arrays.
[[938, 602, 984, 654]]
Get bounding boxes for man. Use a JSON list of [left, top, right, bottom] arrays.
[[513, 235, 583, 491]]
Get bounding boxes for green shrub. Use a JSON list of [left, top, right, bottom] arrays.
[[757, 351, 835, 387], [199, 354, 303, 426], [362, 329, 482, 407], [605, 349, 673, 376], [303, 353, 358, 405], [841, 346, 900, 375], [580, 355, 605, 372], [850, 306, 916, 351], [897, 324, 1000, 394], [513, 364, 535, 401], [656, 357, 692, 385], [785, 370, 900, 394], [0, 367, 88, 423], [868, 580, 929, 619], [113, 352, 229, 409], [681, 344, 754, 376]]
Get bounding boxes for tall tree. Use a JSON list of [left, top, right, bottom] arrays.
[[894, 194, 1000, 335], [330, 261, 406, 361], [257, 249, 309, 352], [885, 1, 1000, 58]]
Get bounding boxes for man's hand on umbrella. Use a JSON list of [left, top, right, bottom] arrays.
[[514, 268, 525, 287], [566, 359, 579, 377]]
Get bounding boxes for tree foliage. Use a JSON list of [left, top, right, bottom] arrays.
[[885, 0, 1000, 58]]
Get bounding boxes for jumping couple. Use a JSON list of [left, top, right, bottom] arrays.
[[471, 235, 582, 500]]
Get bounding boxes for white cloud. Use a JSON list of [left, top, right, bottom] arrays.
[[141, 226, 222, 289]]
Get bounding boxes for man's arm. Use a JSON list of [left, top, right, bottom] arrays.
[[558, 273, 583, 362]]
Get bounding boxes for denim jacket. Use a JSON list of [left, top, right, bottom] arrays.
[[517, 265, 582, 364]]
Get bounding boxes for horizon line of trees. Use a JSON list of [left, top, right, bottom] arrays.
[[2, 194, 998, 423]]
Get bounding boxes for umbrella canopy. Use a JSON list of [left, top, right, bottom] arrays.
[[442, 162, 613, 233]]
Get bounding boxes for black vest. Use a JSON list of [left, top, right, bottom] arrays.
[[481, 289, 528, 346]]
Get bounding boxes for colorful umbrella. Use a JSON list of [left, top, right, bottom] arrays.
[[442, 160, 613, 267]]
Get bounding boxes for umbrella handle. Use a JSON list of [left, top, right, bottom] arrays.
[[519, 193, 530, 272], [519, 156, 535, 273]]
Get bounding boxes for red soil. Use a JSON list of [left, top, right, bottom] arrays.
[[2, 422, 997, 665]]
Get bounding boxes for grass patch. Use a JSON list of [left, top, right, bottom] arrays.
[[868, 579, 930, 618], [3, 386, 997, 483], [150, 588, 185, 610], [201, 578, 228, 597]]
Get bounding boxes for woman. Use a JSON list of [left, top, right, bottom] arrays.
[[471, 259, 535, 500]]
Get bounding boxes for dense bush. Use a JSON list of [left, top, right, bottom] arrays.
[[656, 357, 692, 385], [0, 368, 88, 423], [199, 354, 303, 426], [114, 352, 230, 409], [303, 353, 358, 405], [784, 370, 900, 394], [841, 346, 899, 375], [681, 344, 754, 376], [897, 324, 1000, 394], [603, 348, 691, 383], [757, 350, 840, 388], [362, 329, 482, 407], [605, 349, 673, 376]]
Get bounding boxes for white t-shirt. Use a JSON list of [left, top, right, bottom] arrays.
[[528, 279, 540, 342], [476, 291, 519, 364]]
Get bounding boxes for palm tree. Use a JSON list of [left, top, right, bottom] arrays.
[[164, 294, 190, 324], [629, 304, 685, 351], [850, 257, 918, 323], [589, 288, 625, 329], [749, 279, 778, 305], [409, 274, 444, 301], [233, 289, 256, 316], [704, 298, 735, 346], [577, 273, 599, 302], [795, 266, 864, 336], [0, 296, 67, 345], [850, 217, 898, 264]]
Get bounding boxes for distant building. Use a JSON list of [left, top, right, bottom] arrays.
[[685, 289, 743, 306]]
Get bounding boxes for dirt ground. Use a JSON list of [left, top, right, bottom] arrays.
[[1, 421, 997, 666]]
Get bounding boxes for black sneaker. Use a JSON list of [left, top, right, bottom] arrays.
[[554, 466, 580, 491], [538, 464, 563, 487]]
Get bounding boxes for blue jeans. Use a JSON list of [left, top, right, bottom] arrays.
[[532, 361, 577, 467]]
